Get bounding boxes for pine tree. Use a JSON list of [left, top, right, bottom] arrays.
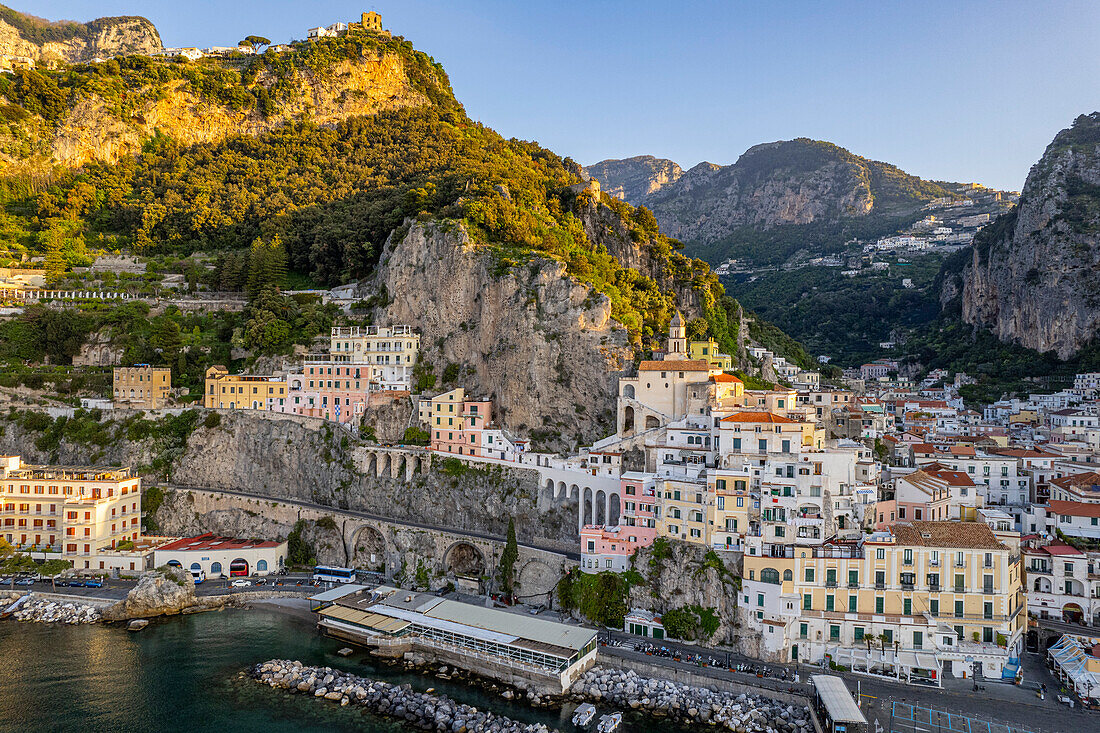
[[499, 517, 519, 595]]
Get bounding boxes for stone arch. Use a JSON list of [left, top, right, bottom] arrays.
[[411, 455, 423, 475], [543, 479, 556, 501], [645, 415, 660, 429], [1063, 602, 1084, 624], [582, 487, 593, 526], [556, 481, 566, 500], [367, 452, 378, 476], [517, 558, 558, 597], [444, 541, 486, 577], [623, 384, 635, 400], [609, 493, 621, 526], [569, 484, 579, 502], [1033, 576, 1052, 593], [379, 453, 392, 478], [351, 524, 387, 571], [396, 455, 407, 480], [595, 489, 606, 525], [623, 406, 636, 435]]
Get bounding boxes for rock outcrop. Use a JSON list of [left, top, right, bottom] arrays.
[[0, 8, 162, 65], [101, 565, 234, 620], [626, 540, 741, 645], [950, 112, 1100, 358], [584, 155, 683, 202], [372, 221, 633, 450]]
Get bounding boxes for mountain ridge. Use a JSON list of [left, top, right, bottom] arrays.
[[0, 4, 161, 65]]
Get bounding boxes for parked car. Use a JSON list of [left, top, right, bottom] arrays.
[[15, 578, 34, 586], [54, 579, 71, 587], [84, 579, 103, 588], [68, 580, 85, 588], [0, 577, 11, 585], [255, 578, 267, 586], [231, 579, 252, 588]]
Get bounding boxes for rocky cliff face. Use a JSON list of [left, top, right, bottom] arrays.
[[30, 53, 432, 170], [627, 541, 742, 645], [0, 409, 578, 550], [371, 221, 633, 449], [643, 139, 948, 245], [584, 155, 683, 202], [100, 565, 236, 621], [0, 9, 161, 65], [951, 113, 1100, 358]]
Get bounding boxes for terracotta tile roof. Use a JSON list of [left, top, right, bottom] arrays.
[[638, 360, 710, 372], [925, 467, 977, 487], [1030, 542, 1085, 557], [719, 411, 797, 424], [711, 374, 743, 383], [1049, 500, 1100, 518], [157, 532, 283, 552], [991, 448, 1057, 458], [1050, 472, 1100, 491], [892, 521, 1005, 550]]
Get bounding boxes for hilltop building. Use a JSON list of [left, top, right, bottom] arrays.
[[204, 366, 288, 411], [113, 365, 171, 409]]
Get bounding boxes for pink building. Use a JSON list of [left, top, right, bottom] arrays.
[[580, 473, 658, 573], [429, 389, 494, 458]]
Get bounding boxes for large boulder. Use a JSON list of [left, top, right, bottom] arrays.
[[102, 565, 203, 620]]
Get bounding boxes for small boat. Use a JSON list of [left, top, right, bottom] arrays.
[[596, 712, 622, 732], [572, 703, 597, 727]]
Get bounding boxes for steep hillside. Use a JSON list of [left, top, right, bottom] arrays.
[[0, 4, 161, 65], [0, 22, 796, 446], [0, 31, 451, 172], [583, 155, 682, 202], [943, 113, 1100, 359], [642, 138, 950, 264]]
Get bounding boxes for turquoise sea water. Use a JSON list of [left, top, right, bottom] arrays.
[[0, 607, 678, 733]]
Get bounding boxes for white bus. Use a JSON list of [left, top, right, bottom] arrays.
[[312, 566, 356, 584]]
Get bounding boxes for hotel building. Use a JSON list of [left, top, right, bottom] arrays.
[[0, 455, 142, 570], [741, 521, 1025, 682], [113, 365, 171, 409]]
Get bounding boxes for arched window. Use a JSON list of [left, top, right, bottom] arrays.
[[257, 559, 268, 572], [623, 384, 636, 399], [783, 569, 793, 581], [167, 560, 182, 568], [760, 568, 781, 585], [190, 562, 201, 571], [210, 562, 222, 574]]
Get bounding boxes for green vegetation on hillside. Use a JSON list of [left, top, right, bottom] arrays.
[[0, 4, 152, 46], [732, 256, 945, 365]]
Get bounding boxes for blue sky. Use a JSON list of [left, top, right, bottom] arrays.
[[27, 0, 1100, 190]]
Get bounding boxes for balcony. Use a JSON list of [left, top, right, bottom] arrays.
[[929, 583, 941, 592], [875, 582, 886, 590], [825, 580, 837, 588], [954, 585, 965, 593], [848, 582, 860, 589], [901, 582, 915, 591]]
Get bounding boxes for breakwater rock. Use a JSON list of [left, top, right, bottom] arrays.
[[572, 667, 812, 732], [9, 596, 102, 624], [252, 659, 555, 733]]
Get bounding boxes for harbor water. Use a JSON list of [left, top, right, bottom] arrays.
[[0, 605, 683, 732]]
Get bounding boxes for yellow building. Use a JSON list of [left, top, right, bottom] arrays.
[[328, 325, 420, 391], [0, 455, 142, 570], [741, 521, 1025, 681], [707, 468, 753, 550], [204, 365, 287, 411], [113, 365, 171, 409], [655, 478, 709, 544], [689, 339, 733, 370]]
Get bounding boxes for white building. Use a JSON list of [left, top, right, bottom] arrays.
[[154, 532, 287, 578]]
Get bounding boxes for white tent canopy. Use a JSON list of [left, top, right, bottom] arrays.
[[1047, 635, 1100, 701]]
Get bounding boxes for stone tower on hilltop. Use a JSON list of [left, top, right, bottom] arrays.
[[361, 12, 383, 31]]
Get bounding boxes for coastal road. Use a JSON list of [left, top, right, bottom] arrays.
[[601, 632, 1096, 733], [163, 483, 581, 560]]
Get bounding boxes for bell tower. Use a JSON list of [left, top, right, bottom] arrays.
[[667, 310, 687, 359]]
